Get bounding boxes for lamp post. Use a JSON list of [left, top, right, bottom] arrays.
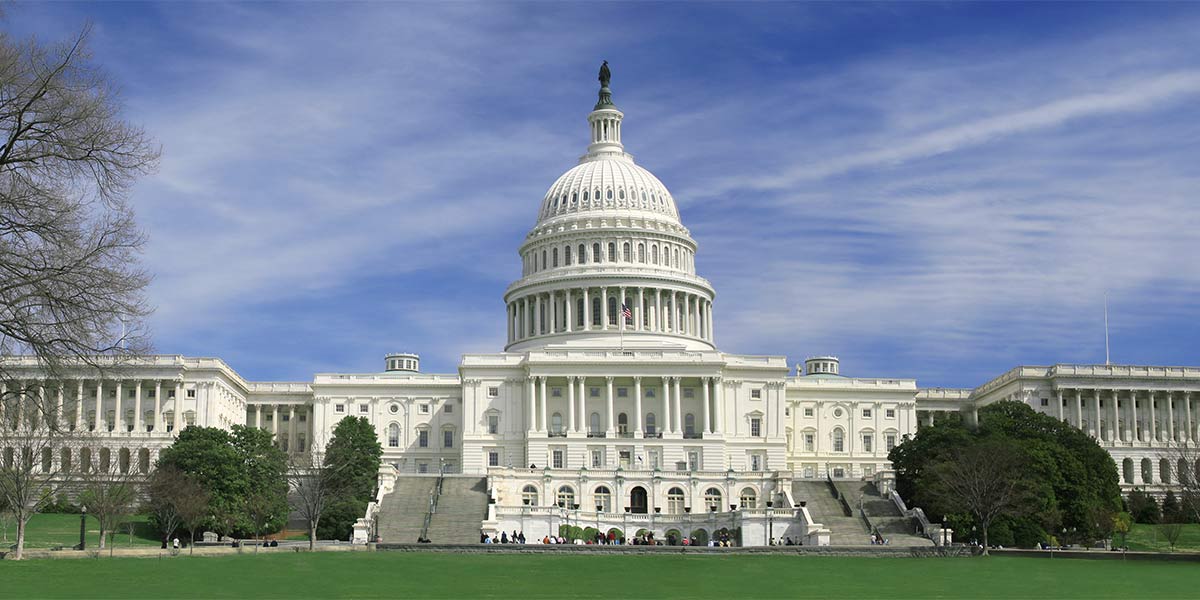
[[79, 505, 87, 551], [767, 501, 774, 546], [942, 516, 948, 547]]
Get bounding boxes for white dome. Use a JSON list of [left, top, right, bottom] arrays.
[[537, 157, 680, 224]]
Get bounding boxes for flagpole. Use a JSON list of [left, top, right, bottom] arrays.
[[1104, 292, 1110, 366]]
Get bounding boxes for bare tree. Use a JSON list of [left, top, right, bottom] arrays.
[[77, 445, 141, 550], [288, 451, 343, 551], [1166, 441, 1200, 524], [0, 23, 159, 385], [146, 465, 186, 548], [927, 440, 1032, 556], [172, 477, 209, 555]]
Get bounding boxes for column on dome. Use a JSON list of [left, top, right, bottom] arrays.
[[633, 376, 643, 436], [526, 377, 536, 433], [549, 291, 557, 335], [583, 288, 591, 331], [702, 376, 711, 434], [662, 377, 672, 434], [605, 376, 615, 434], [707, 300, 714, 342], [636, 287, 644, 332], [600, 286, 608, 330], [565, 290, 573, 332], [618, 286, 626, 332], [669, 292, 677, 332], [672, 377, 682, 433], [567, 376, 576, 433]]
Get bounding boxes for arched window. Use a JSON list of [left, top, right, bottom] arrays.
[[522, 485, 539, 506], [589, 412, 601, 435], [684, 413, 696, 436], [565, 246, 572, 265], [594, 189, 600, 203], [638, 243, 645, 262], [578, 244, 587, 264], [703, 488, 722, 512], [541, 250, 547, 271], [1141, 458, 1154, 483], [388, 423, 400, 448], [583, 190, 589, 202], [1122, 458, 1134, 484], [651, 245, 659, 264], [557, 485, 576, 507], [617, 413, 628, 434], [138, 448, 150, 474], [623, 242, 631, 262], [667, 487, 686, 514], [99, 447, 111, 472], [59, 448, 72, 473], [606, 188, 613, 200], [571, 192, 578, 205], [118, 448, 131, 474], [645, 413, 657, 436], [618, 188, 625, 201], [624, 296, 633, 325], [594, 486, 612, 512], [552, 248, 558, 267], [607, 296, 617, 325], [833, 428, 845, 452], [608, 242, 616, 262], [740, 487, 758, 509], [593, 243, 601, 263], [80, 447, 92, 474], [1160, 458, 1172, 484], [576, 297, 585, 327], [41, 447, 52, 473], [551, 412, 563, 435]]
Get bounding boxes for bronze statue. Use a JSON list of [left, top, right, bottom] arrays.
[[599, 60, 611, 88]]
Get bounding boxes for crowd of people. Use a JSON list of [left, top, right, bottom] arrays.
[[481, 530, 528, 544], [479, 529, 743, 547]]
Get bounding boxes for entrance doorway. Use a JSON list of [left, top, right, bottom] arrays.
[[630, 486, 648, 514]]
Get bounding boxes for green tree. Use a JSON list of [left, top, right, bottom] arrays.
[[319, 417, 382, 541], [230, 425, 288, 536], [1161, 491, 1184, 524], [1127, 489, 1161, 524]]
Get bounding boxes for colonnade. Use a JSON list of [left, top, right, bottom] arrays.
[[250, 403, 312, 453], [507, 286, 713, 344], [0, 378, 184, 435], [1047, 388, 1197, 445], [523, 376, 723, 438], [523, 237, 695, 276]]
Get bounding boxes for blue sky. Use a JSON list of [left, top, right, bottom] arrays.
[[9, 2, 1200, 387]]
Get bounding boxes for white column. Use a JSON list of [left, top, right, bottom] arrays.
[[134, 380, 143, 433], [95, 380, 104, 431], [702, 377, 711, 434], [75, 380, 84, 431], [636, 287, 644, 332], [634, 377, 643, 436], [619, 286, 626, 331], [583, 288, 591, 331], [1056, 389, 1063, 421], [114, 380, 123, 433], [655, 289, 663, 332], [289, 405, 297, 453], [153, 381, 162, 434], [1131, 390, 1139, 443], [1167, 391, 1175, 442], [662, 377, 672, 434], [600, 286, 608, 330], [173, 381, 183, 433], [565, 290, 574, 333], [271, 404, 279, 436], [1075, 389, 1083, 430], [567, 376, 576, 434], [539, 376, 548, 434], [1186, 391, 1193, 442], [549, 292, 557, 334], [255, 404, 262, 429], [1092, 391, 1101, 440], [1149, 391, 1157, 442], [673, 377, 682, 434], [55, 384, 64, 430], [605, 376, 615, 434], [527, 377, 536, 433], [707, 300, 714, 342], [1108, 389, 1118, 443], [669, 292, 677, 332], [578, 377, 586, 432]]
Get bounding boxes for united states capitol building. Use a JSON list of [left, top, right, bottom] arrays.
[[4, 67, 1198, 546]]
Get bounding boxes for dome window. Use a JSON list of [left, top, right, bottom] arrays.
[[572, 192, 578, 204], [583, 190, 589, 201], [594, 189, 600, 202], [606, 189, 613, 200], [619, 189, 625, 200]]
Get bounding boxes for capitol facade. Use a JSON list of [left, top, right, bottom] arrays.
[[3, 67, 1198, 546]]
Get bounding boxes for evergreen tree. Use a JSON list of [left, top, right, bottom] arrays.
[[320, 417, 383, 540], [1126, 489, 1161, 524]]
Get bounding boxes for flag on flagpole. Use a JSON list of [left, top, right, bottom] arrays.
[[621, 303, 632, 320]]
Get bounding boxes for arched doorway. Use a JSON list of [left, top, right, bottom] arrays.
[[630, 486, 648, 514]]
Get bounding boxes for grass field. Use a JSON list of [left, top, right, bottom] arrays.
[[1, 513, 161, 550], [0, 552, 1196, 599], [1120, 523, 1200, 553]]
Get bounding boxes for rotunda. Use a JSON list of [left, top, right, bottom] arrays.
[[505, 65, 716, 352]]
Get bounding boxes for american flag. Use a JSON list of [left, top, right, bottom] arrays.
[[621, 303, 633, 320]]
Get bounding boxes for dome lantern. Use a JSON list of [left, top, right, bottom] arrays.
[[586, 61, 626, 159]]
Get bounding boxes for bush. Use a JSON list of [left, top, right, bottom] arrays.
[[1127, 490, 1161, 524], [41, 492, 79, 514], [988, 521, 1015, 547], [1009, 518, 1047, 548], [318, 498, 364, 542]]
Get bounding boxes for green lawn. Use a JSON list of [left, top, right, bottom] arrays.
[[2, 513, 161, 550], [0, 552, 1197, 599], [1119, 523, 1200, 553]]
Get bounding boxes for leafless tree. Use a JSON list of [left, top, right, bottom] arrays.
[[288, 451, 343, 551], [927, 440, 1032, 556], [77, 444, 142, 550], [156, 473, 210, 556], [145, 465, 187, 548], [0, 22, 158, 386], [1166, 441, 1200, 524]]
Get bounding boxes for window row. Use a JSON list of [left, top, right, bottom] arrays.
[[542, 186, 672, 218], [522, 239, 694, 275]]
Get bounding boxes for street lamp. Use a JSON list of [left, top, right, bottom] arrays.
[[79, 505, 87, 551]]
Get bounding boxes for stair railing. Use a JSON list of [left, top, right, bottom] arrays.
[[826, 474, 853, 517], [419, 474, 445, 542]]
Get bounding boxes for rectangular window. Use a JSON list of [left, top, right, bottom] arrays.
[[1040, 398, 1049, 406], [804, 433, 815, 452], [552, 388, 562, 398], [862, 434, 873, 453], [487, 387, 499, 398], [282, 414, 291, 422], [488, 415, 499, 434], [617, 387, 628, 398], [646, 389, 656, 398], [417, 462, 428, 474], [750, 417, 762, 437], [687, 451, 699, 471], [785, 406, 791, 417], [388, 428, 399, 448], [420, 404, 430, 414], [683, 388, 694, 399], [335, 404, 345, 414], [590, 387, 600, 398], [862, 408, 872, 419], [552, 449, 564, 469], [649, 449, 661, 470], [299, 413, 307, 422], [751, 389, 762, 399], [886, 434, 897, 452], [418, 430, 428, 448], [168, 390, 176, 399], [444, 430, 453, 448], [591, 449, 602, 468], [359, 404, 369, 414], [750, 454, 762, 471], [803, 407, 814, 418], [488, 451, 500, 467], [186, 389, 196, 399], [148, 389, 156, 399], [885, 409, 895, 419], [445, 403, 453, 413]]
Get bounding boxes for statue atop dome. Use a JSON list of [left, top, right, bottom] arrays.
[[595, 60, 615, 109]]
